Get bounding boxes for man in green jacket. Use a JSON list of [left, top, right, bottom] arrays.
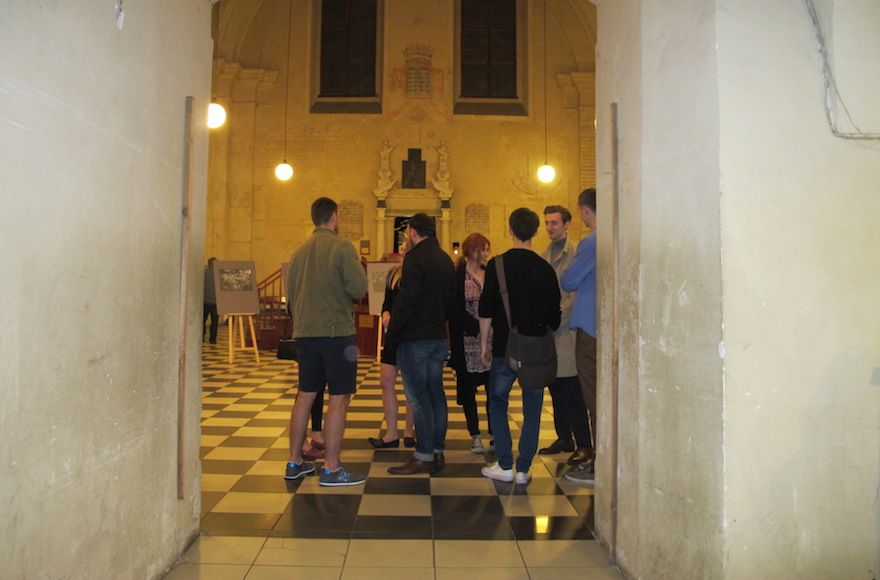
[[284, 197, 368, 486]]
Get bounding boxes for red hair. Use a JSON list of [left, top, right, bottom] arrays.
[[457, 232, 490, 268]]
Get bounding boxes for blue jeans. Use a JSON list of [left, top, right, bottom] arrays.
[[397, 340, 449, 461], [488, 357, 545, 472]]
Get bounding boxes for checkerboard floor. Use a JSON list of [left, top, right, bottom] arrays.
[[198, 329, 595, 542]]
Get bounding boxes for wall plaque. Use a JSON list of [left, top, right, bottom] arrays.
[[465, 203, 490, 235], [338, 201, 364, 241]]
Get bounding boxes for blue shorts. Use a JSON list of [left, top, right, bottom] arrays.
[[295, 336, 359, 396]]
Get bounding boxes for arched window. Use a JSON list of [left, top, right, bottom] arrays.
[[319, 0, 377, 96], [455, 0, 527, 116]]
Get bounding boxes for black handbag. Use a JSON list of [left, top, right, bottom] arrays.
[[277, 317, 297, 361], [496, 255, 557, 390]]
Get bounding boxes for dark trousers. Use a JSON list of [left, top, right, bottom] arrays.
[[575, 330, 598, 453], [455, 370, 492, 437], [548, 375, 591, 448], [203, 303, 218, 342]]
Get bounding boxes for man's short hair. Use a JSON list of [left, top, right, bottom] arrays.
[[543, 205, 572, 223], [311, 197, 338, 226], [408, 213, 436, 238], [578, 188, 596, 213], [509, 208, 540, 242]]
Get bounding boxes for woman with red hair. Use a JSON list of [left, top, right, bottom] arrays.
[[449, 232, 493, 453]]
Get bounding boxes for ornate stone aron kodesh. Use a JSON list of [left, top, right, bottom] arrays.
[[372, 138, 453, 258], [372, 43, 454, 258]]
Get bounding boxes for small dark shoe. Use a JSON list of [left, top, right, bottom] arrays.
[[567, 447, 593, 465], [368, 437, 400, 449], [387, 457, 435, 475], [302, 446, 325, 460], [434, 452, 445, 469], [404, 436, 416, 448], [538, 439, 575, 455]]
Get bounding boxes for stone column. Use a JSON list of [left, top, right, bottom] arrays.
[[374, 203, 388, 259], [439, 200, 452, 255], [212, 59, 278, 260]]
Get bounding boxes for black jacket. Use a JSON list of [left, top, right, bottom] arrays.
[[387, 236, 456, 344]]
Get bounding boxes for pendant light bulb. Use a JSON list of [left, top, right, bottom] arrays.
[[207, 102, 226, 128], [275, 161, 293, 181], [537, 164, 556, 183]]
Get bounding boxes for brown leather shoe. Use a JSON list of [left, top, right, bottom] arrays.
[[387, 457, 435, 475], [434, 452, 445, 469], [567, 447, 593, 465]]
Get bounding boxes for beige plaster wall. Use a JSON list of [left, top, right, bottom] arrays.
[[595, 0, 725, 577], [717, 1, 880, 577], [0, 1, 212, 578], [597, 1, 879, 578], [208, 0, 597, 278]]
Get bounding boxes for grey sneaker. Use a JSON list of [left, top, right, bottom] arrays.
[[319, 464, 366, 487], [471, 434, 485, 454], [284, 461, 315, 480], [563, 463, 595, 485]]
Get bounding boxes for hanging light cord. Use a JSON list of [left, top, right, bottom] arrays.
[[543, 1, 549, 162], [283, 0, 293, 159]]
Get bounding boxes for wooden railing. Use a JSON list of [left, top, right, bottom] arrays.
[[252, 268, 288, 349], [253, 263, 378, 356]]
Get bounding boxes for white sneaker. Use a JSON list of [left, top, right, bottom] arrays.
[[481, 462, 514, 482], [514, 471, 532, 485], [471, 434, 485, 454]]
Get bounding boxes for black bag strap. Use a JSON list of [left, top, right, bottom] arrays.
[[496, 255, 513, 330], [284, 312, 293, 336]]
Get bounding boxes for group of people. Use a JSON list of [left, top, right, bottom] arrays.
[[282, 190, 598, 487]]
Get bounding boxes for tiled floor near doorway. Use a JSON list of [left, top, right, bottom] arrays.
[[163, 330, 621, 579]]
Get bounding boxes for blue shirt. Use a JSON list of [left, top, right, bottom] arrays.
[[560, 232, 596, 337]]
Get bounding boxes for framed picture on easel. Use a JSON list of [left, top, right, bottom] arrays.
[[214, 260, 260, 318]]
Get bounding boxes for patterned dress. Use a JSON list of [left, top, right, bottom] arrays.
[[463, 270, 491, 374]]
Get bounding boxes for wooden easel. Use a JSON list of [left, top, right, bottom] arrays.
[[227, 313, 260, 364]]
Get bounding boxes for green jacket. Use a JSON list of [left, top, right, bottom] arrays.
[[287, 228, 368, 338]]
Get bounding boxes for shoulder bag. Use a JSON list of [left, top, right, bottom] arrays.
[[277, 315, 298, 361]]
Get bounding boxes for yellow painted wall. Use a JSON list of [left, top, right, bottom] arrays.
[[207, 0, 597, 279]]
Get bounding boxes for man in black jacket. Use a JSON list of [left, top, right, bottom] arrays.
[[386, 213, 456, 475], [478, 208, 561, 485]]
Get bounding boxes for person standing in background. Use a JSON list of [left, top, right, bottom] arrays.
[[285, 197, 369, 487], [203, 257, 218, 344], [386, 213, 456, 475], [449, 232, 493, 454], [560, 188, 598, 484], [478, 208, 561, 485], [369, 238, 416, 449], [539, 206, 592, 465]]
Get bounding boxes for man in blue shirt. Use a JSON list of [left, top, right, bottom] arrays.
[[560, 188, 597, 484]]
